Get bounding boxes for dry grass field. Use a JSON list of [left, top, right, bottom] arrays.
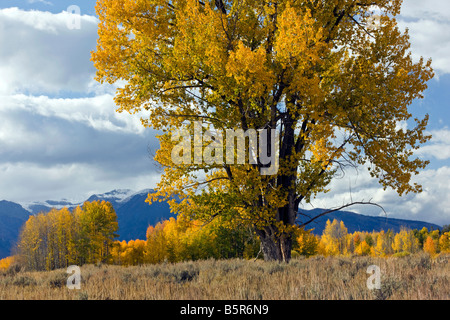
[[0, 253, 449, 300]]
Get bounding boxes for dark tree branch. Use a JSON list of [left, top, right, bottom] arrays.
[[297, 201, 387, 228], [347, 14, 376, 39], [215, 0, 227, 14], [161, 111, 227, 125]]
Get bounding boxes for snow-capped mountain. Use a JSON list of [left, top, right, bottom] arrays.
[[0, 188, 175, 259], [85, 189, 136, 208], [19, 188, 173, 241], [21, 189, 136, 214]]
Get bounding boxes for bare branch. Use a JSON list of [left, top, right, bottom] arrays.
[[297, 201, 387, 228], [347, 14, 376, 39]]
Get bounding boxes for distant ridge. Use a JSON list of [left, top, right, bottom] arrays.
[[298, 208, 442, 235], [22, 189, 174, 241], [0, 189, 174, 259], [113, 189, 175, 241], [0, 200, 30, 259], [78, 189, 174, 241]]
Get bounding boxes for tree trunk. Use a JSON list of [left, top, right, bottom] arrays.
[[256, 228, 293, 262], [254, 185, 298, 263]]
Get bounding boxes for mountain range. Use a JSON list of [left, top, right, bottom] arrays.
[[0, 189, 442, 259], [21, 189, 175, 241], [298, 208, 441, 235]]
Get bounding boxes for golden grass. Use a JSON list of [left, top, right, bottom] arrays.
[[0, 253, 449, 300]]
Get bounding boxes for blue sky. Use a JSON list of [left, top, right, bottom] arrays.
[[0, 0, 449, 226], [4, 0, 98, 15]]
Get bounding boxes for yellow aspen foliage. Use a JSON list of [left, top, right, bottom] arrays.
[[392, 228, 419, 254], [143, 215, 259, 264], [15, 201, 119, 270], [429, 230, 440, 241], [93, 0, 433, 262], [293, 228, 318, 257], [319, 219, 347, 256], [77, 201, 119, 264], [145, 221, 169, 264], [163, 217, 185, 263], [0, 256, 14, 271], [114, 239, 147, 266], [353, 234, 361, 248], [392, 232, 403, 254], [423, 236, 437, 256], [344, 234, 354, 255], [372, 230, 392, 257], [439, 232, 450, 253], [111, 240, 127, 265], [354, 240, 371, 256]]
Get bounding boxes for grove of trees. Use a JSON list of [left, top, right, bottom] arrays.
[[2, 201, 449, 272], [314, 219, 450, 257], [111, 217, 260, 266], [15, 201, 118, 271], [109, 218, 450, 265]]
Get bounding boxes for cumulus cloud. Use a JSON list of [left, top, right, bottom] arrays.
[[0, 7, 98, 94], [0, 7, 161, 203], [0, 93, 159, 171], [1, 94, 149, 134], [415, 128, 450, 160], [398, 0, 450, 75], [400, 0, 450, 21], [307, 162, 450, 227], [307, 127, 450, 226], [0, 96, 160, 195], [0, 162, 161, 204]]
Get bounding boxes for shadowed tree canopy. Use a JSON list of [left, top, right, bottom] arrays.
[[92, 0, 433, 262]]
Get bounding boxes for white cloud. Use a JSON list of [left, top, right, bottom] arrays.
[[415, 128, 450, 160], [0, 93, 159, 203], [27, 0, 53, 5], [0, 93, 149, 135], [0, 162, 161, 204], [308, 163, 450, 227], [308, 125, 450, 226], [398, 0, 450, 75], [400, 0, 450, 21], [0, 7, 163, 203], [0, 7, 99, 94]]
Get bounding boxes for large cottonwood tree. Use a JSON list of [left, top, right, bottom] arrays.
[[92, 0, 433, 262]]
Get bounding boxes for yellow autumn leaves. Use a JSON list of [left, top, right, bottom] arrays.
[[92, 0, 434, 261], [15, 201, 118, 271]]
